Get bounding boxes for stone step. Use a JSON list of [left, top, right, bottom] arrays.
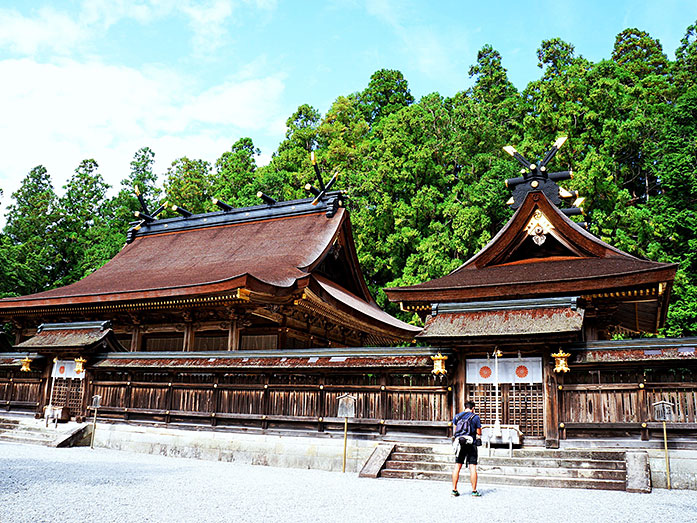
[[390, 452, 625, 470], [379, 470, 626, 490], [393, 445, 626, 461], [383, 460, 626, 480], [0, 432, 57, 446]]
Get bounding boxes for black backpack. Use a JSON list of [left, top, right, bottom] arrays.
[[453, 412, 475, 439]]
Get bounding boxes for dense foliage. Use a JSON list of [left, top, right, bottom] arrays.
[[1, 25, 696, 336]]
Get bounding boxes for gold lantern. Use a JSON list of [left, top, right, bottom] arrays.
[[551, 350, 571, 373], [20, 356, 32, 372], [431, 353, 448, 376], [75, 357, 87, 374]]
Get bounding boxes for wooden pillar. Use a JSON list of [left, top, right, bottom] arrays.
[[165, 374, 174, 423], [124, 372, 132, 421], [211, 374, 220, 427], [261, 374, 269, 430], [38, 360, 53, 416], [380, 373, 388, 435], [543, 352, 560, 448], [183, 323, 194, 352], [638, 382, 649, 440], [130, 326, 142, 352], [228, 317, 239, 351], [318, 375, 326, 433], [454, 349, 466, 415]]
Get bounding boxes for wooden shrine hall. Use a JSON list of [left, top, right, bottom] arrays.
[[0, 190, 459, 435], [1, 139, 696, 448], [386, 138, 696, 448]]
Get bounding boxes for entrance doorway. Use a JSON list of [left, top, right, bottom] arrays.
[[466, 383, 544, 437], [465, 357, 544, 437], [51, 378, 84, 417]]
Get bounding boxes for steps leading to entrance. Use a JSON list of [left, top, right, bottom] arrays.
[[0, 414, 89, 447], [379, 444, 628, 491]]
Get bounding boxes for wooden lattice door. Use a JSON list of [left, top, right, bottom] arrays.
[[466, 383, 544, 437], [52, 378, 84, 417]]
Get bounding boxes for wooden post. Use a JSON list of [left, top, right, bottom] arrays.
[[130, 326, 142, 352], [228, 317, 239, 351], [318, 376, 326, 433], [7, 374, 15, 412], [380, 373, 388, 435], [454, 350, 466, 416], [261, 374, 269, 430], [638, 382, 649, 440], [543, 352, 559, 448], [124, 372, 132, 421], [165, 373, 174, 423], [183, 323, 194, 352], [211, 374, 220, 427]]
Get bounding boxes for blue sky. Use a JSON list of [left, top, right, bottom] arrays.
[[0, 0, 695, 219]]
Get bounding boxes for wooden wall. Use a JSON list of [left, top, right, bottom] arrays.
[[88, 368, 452, 436]]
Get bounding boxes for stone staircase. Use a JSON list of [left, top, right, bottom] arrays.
[[0, 415, 88, 447], [379, 444, 628, 491]]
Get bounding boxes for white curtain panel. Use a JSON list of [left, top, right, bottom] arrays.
[[466, 357, 542, 384]]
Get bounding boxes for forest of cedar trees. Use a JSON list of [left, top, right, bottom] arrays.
[[1, 24, 696, 337]]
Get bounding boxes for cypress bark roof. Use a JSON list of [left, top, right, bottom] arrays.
[[0, 195, 419, 341], [386, 191, 676, 305]]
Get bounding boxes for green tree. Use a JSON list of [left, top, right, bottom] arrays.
[[163, 157, 213, 215], [54, 159, 111, 285], [212, 137, 261, 207], [1, 166, 59, 295], [358, 69, 414, 126]]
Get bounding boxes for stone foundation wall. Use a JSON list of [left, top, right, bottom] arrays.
[[92, 423, 380, 473], [648, 450, 697, 490]]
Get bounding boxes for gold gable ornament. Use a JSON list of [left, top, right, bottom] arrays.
[[20, 356, 32, 372], [551, 350, 571, 373], [74, 357, 87, 374], [526, 210, 554, 246], [431, 353, 448, 376]]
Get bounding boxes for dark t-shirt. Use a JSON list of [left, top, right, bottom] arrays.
[[452, 411, 482, 438]]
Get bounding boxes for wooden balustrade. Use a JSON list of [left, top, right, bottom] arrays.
[[0, 375, 44, 412], [87, 372, 452, 435], [558, 382, 697, 440]]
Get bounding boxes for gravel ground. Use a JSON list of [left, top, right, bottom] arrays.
[[1, 442, 696, 523]]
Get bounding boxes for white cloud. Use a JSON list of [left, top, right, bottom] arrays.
[[0, 57, 287, 222], [0, 7, 86, 55]]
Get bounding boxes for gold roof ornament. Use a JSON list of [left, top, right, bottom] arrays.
[[431, 353, 448, 376], [20, 356, 31, 372], [551, 350, 571, 373], [74, 357, 87, 374]]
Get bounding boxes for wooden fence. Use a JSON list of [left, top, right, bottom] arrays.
[[559, 382, 697, 440], [88, 369, 452, 436], [0, 369, 44, 412]]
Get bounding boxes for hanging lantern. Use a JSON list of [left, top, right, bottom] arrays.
[[20, 356, 32, 372], [431, 353, 448, 376], [551, 350, 571, 373], [74, 357, 87, 374]]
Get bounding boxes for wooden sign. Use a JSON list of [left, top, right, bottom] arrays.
[[337, 394, 356, 418]]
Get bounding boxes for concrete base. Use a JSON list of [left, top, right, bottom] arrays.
[[625, 451, 651, 493], [648, 449, 697, 490], [92, 422, 380, 473]]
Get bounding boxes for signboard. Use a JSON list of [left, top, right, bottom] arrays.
[[51, 359, 85, 380], [466, 357, 542, 384], [337, 394, 356, 418]]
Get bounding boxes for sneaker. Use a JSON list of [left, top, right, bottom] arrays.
[[471, 490, 481, 497], [451, 490, 460, 497]]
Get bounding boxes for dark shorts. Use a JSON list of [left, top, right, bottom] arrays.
[[455, 438, 478, 465]]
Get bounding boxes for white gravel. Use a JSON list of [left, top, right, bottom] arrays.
[[1, 442, 695, 523]]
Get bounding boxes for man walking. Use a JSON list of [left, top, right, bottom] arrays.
[[452, 400, 482, 497]]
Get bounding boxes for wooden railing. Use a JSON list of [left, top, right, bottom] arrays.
[[559, 382, 697, 440], [88, 374, 452, 436], [0, 374, 44, 412]]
